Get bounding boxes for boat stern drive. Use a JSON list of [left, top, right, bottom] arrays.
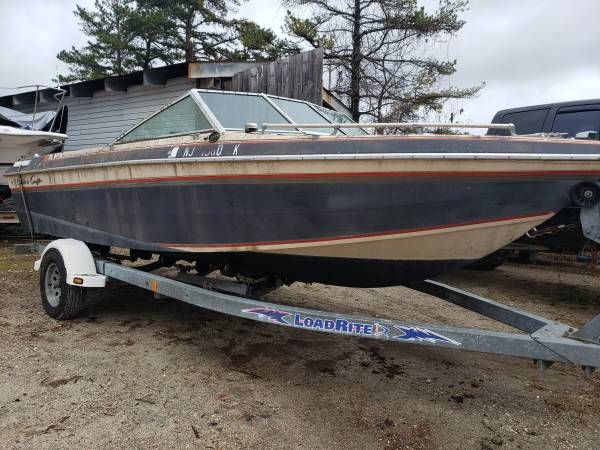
[[6, 89, 600, 286]]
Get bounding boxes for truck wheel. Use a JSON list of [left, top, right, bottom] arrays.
[[39, 249, 87, 320]]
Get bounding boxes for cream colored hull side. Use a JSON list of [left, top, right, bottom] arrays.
[[8, 155, 600, 191], [166, 213, 553, 260]]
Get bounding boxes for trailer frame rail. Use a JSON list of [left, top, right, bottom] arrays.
[[95, 260, 600, 376]]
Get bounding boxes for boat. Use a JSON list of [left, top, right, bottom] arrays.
[[0, 88, 68, 201], [6, 90, 600, 287], [0, 126, 66, 172]]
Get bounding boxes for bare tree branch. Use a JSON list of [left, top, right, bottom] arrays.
[[285, 0, 481, 123]]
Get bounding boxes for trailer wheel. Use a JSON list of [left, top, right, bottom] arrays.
[[39, 249, 87, 320]]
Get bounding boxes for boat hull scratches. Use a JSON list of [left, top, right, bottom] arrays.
[[25, 210, 474, 287]]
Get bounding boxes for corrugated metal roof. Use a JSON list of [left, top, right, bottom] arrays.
[[0, 61, 258, 107]]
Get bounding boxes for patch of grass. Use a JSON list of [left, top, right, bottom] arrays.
[[0, 248, 36, 272]]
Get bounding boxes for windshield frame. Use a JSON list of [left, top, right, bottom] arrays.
[[194, 89, 368, 136], [266, 94, 341, 135], [113, 92, 224, 145], [194, 89, 303, 134], [115, 89, 368, 145]]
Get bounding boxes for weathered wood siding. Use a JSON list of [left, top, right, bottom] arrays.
[[231, 49, 323, 105]]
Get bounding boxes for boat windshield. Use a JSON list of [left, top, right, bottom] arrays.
[[116, 90, 367, 144], [198, 91, 296, 133], [195, 90, 368, 136], [309, 103, 366, 136], [118, 96, 213, 144]]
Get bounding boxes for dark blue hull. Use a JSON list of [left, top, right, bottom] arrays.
[[11, 175, 578, 286]]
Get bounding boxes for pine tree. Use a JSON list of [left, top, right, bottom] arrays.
[[285, 0, 482, 122], [57, 0, 299, 82], [225, 20, 300, 61], [143, 0, 234, 62], [128, 1, 179, 68], [57, 0, 139, 82]]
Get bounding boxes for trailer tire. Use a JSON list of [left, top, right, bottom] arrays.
[[39, 249, 87, 320]]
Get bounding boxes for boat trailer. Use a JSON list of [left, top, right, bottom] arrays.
[[0, 197, 19, 226], [34, 237, 600, 377]]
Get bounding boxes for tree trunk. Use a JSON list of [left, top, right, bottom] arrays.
[[115, 16, 123, 74], [144, 40, 152, 69], [349, 0, 362, 121], [185, 11, 194, 62], [376, 94, 384, 134]]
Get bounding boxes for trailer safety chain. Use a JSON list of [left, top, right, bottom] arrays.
[[526, 222, 580, 238], [529, 334, 576, 376], [16, 165, 36, 244]]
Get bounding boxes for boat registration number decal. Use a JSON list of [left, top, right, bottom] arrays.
[[242, 307, 460, 345], [168, 143, 241, 159]]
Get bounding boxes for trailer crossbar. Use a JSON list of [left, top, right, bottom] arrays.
[[411, 280, 551, 333]]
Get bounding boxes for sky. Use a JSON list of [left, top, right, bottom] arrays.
[[1, 0, 599, 123]]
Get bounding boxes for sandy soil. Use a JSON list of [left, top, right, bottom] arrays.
[[0, 242, 598, 449]]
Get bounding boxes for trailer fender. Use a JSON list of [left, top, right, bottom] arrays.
[[34, 239, 106, 287]]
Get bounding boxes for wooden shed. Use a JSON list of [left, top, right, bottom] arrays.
[[0, 49, 349, 152]]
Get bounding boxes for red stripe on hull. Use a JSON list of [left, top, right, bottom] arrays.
[[13, 169, 600, 192]]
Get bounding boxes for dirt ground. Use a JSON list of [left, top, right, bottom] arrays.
[[0, 241, 598, 449]]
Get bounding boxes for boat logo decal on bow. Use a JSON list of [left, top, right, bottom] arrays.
[[393, 325, 460, 345], [25, 176, 42, 186]]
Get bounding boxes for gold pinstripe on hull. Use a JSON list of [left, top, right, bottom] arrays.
[[164, 213, 553, 260]]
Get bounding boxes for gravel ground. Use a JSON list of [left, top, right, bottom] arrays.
[[0, 241, 598, 449]]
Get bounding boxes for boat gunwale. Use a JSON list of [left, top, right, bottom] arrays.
[[7, 151, 600, 177]]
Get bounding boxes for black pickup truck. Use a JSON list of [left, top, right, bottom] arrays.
[[470, 100, 600, 269], [489, 99, 600, 138]]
